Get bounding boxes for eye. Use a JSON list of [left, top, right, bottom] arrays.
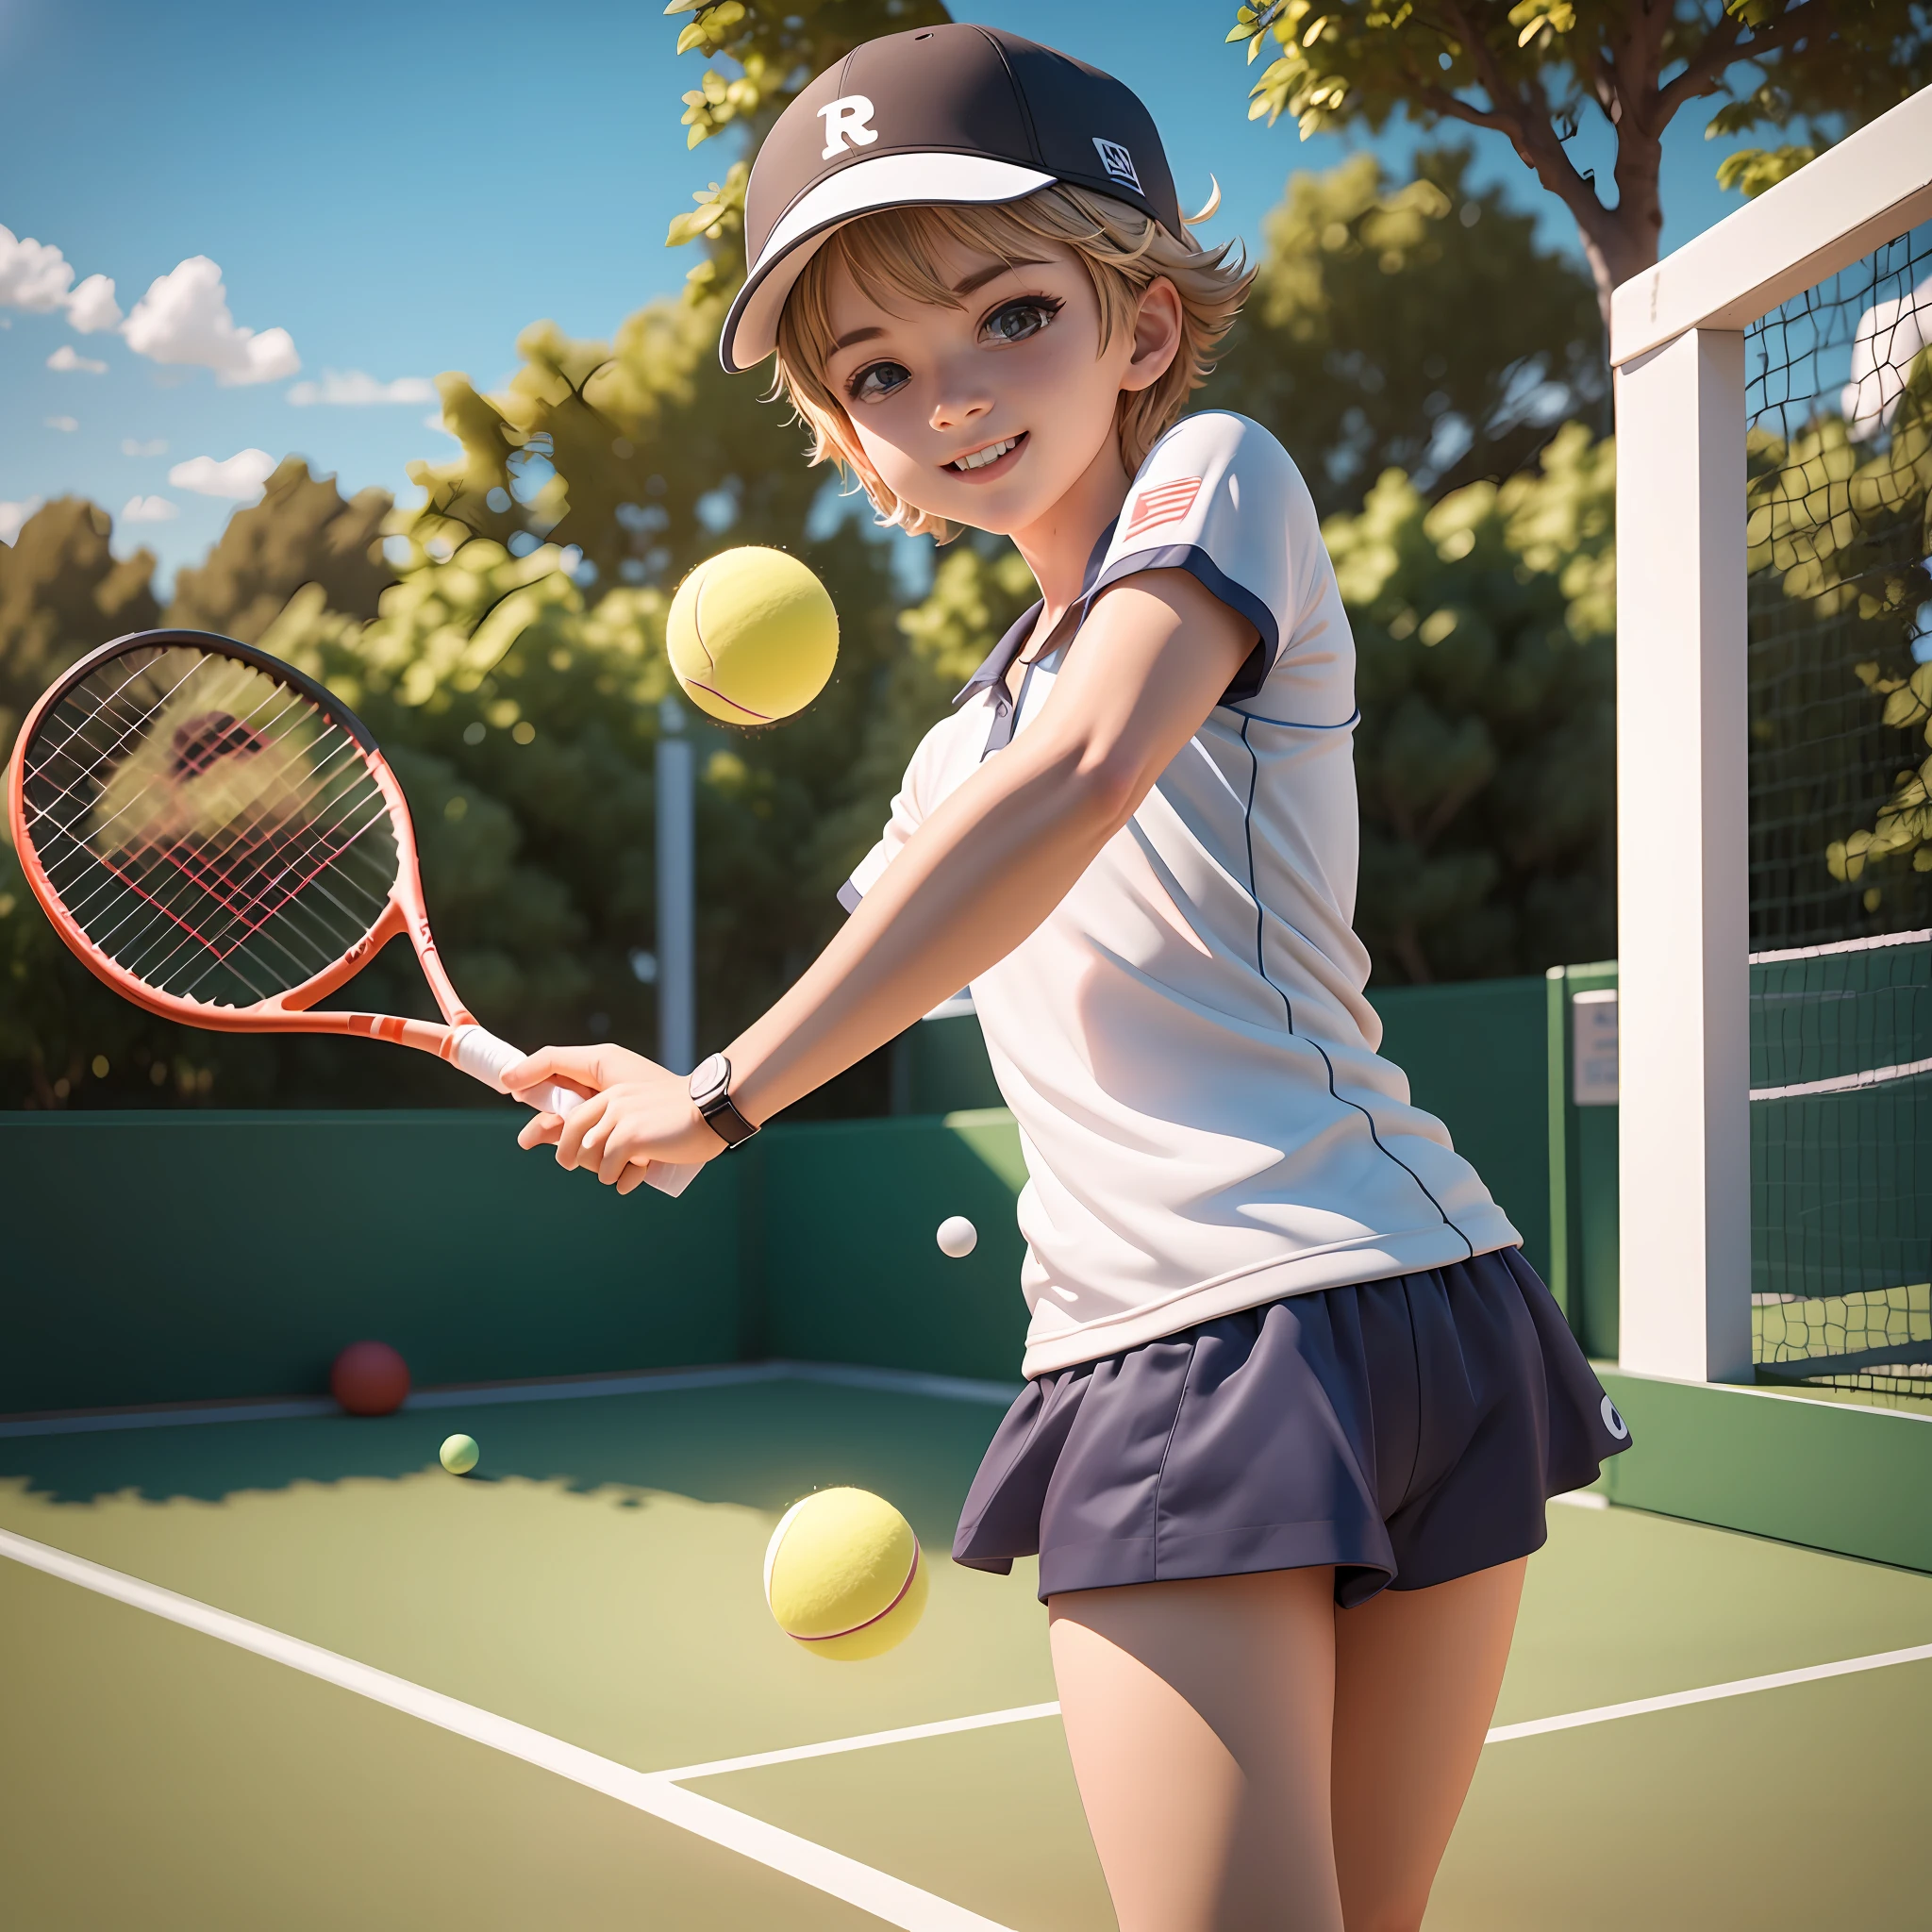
[[846, 359, 910, 404], [981, 296, 1063, 345]]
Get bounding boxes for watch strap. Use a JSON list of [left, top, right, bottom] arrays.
[[692, 1055, 759, 1149]]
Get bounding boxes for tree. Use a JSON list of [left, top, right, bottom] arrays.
[[0, 497, 159, 755], [1325, 422, 1617, 980], [1224, 0, 1932, 321], [1199, 142, 1606, 517], [0, 0, 1646, 1110], [1749, 349, 1932, 941], [164, 457, 393, 642]]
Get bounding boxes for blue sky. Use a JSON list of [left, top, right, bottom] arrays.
[[1, 0, 1765, 588]]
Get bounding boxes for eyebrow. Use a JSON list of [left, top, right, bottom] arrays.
[[830, 258, 1050, 353]]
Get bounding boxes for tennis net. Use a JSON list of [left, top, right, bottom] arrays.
[[1745, 222, 1932, 1397], [1751, 929, 1932, 1396]]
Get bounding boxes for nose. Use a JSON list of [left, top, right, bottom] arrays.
[[928, 351, 993, 435]]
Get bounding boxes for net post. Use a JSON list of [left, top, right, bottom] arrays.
[[1614, 325, 1755, 1384], [657, 696, 696, 1076]]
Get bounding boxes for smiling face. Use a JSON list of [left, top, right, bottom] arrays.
[[771, 188, 1251, 548], [815, 230, 1179, 543]]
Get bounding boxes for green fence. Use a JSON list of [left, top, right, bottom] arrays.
[[8, 979, 1930, 1577], [0, 1108, 1035, 1415], [0, 1112, 744, 1413], [1, 982, 1566, 1414]]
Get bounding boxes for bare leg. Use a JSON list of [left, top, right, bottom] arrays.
[[1048, 1568, 1345, 1932], [1329, 1558, 1526, 1932]]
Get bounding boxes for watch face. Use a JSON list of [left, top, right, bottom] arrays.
[[691, 1052, 729, 1103]]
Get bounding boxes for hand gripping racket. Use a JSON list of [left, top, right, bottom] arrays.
[[6, 627, 698, 1195]]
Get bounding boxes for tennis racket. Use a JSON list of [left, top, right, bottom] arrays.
[[6, 626, 698, 1196]]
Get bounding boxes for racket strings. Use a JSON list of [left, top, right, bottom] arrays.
[[38, 675, 381, 942], [19, 647, 404, 1008], [41, 694, 393, 998]]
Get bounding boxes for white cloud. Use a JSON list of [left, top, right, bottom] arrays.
[[122, 437, 168, 457], [1843, 275, 1932, 440], [45, 414, 78, 432], [120, 494, 179, 524], [0, 497, 43, 543], [0, 225, 77, 311], [121, 257, 298, 386], [47, 343, 107, 374], [288, 369, 436, 407], [65, 273, 121, 333], [425, 408, 456, 435], [0, 226, 121, 331], [168, 448, 276, 500]]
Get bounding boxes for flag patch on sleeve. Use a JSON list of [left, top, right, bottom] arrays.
[[1124, 477, 1202, 539]]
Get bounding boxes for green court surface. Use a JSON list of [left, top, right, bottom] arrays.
[[3, 1369, 1928, 1930]]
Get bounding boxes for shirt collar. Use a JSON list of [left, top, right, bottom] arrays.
[[950, 518, 1121, 713]]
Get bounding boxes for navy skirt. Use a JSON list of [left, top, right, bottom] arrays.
[[952, 1245, 1630, 1607]]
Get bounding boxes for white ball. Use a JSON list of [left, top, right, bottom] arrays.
[[936, 1215, 978, 1259]]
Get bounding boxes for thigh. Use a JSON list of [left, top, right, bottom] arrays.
[[1329, 1558, 1527, 1932], [1048, 1568, 1345, 1932]]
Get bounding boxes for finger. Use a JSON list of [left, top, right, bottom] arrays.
[[597, 1133, 636, 1189], [517, 1112, 563, 1151], [505, 1045, 609, 1092], [615, 1162, 650, 1196], [556, 1092, 609, 1169]]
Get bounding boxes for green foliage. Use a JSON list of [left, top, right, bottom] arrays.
[[0, 499, 169, 1107], [1745, 354, 1932, 921], [1714, 142, 1816, 198], [0, 497, 159, 754], [164, 457, 393, 641], [1326, 422, 1616, 982], [1222, 0, 1932, 309], [1199, 144, 1605, 517], [0, 0, 1644, 1103]]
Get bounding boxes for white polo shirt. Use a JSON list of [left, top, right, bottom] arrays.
[[843, 410, 1519, 1377]]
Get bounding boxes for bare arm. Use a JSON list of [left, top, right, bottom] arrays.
[[509, 569, 1257, 1186]]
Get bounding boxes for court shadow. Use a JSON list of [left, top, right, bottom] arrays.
[[0, 1380, 1007, 1545]]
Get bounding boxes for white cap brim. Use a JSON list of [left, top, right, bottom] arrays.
[[720, 152, 1056, 373]]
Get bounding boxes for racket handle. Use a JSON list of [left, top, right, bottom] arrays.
[[449, 1025, 702, 1198]]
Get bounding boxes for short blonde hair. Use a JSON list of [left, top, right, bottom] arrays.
[[772, 184, 1252, 541]]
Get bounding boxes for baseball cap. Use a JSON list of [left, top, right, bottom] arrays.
[[718, 25, 1182, 374]]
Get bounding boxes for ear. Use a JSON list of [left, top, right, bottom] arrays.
[[1120, 277, 1184, 396]]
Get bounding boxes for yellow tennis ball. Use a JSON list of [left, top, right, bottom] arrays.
[[762, 1487, 928, 1661], [439, 1433, 479, 1475], [666, 546, 838, 726]]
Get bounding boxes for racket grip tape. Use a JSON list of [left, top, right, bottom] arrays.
[[448, 1025, 701, 1199]]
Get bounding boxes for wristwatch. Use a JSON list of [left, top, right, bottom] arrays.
[[689, 1052, 759, 1149]]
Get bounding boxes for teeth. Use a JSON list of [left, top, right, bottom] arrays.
[[953, 437, 1018, 472]]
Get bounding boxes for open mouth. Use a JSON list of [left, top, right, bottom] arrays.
[[946, 431, 1026, 477]]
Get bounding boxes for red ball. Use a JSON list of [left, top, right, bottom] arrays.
[[330, 1341, 410, 1417]]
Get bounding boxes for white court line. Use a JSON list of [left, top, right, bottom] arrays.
[[0, 1528, 1010, 1932], [659, 1634, 1932, 1778], [8, 1524, 1930, 1920], [1484, 1641, 1932, 1741], [657, 1704, 1065, 1783]]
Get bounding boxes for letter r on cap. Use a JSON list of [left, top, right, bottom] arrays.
[[819, 95, 878, 159]]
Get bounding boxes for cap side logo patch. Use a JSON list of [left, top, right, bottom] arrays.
[[1124, 477, 1201, 539], [1092, 138, 1142, 193], [820, 95, 879, 159]]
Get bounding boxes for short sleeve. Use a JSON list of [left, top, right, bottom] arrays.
[[1087, 411, 1321, 699], [837, 716, 947, 911]]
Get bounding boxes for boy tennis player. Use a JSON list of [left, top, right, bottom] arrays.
[[511, 26, 1629, 1928]]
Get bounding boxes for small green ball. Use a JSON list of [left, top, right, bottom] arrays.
[[440, 1433, 479, 1476]]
